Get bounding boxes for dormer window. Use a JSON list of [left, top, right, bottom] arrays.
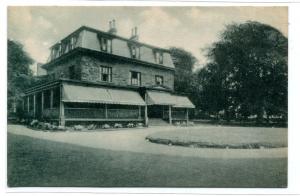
[[70, 35, 78, 50], [130, 45, 140, 59], [154, 51, 163, 64], [50, 33, 79, 61], [98, 35, 112, 53]]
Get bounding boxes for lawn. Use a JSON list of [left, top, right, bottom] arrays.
[[8, 133, 287, 187], [146, 127, 287, 149]]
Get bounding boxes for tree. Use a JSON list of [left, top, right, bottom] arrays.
[[200, 21, 288, 122], [8, 39, 34, 116], [169, 47, 197, 95]]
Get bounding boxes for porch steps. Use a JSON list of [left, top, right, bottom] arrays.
[[148, 118, 171, 126]]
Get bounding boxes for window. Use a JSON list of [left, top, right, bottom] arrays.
[[101, 66, 112, 82], [154, 51, 164, 64], [43, 90, 51, 109], [130, 71, 141, 86], [29, 95, 34, 111], [131, 45, 140, 59], [51, 45, 61, 60], [69, 66, 75, 80], [98, 35, 112, 53], [52, 87, 60, 108], [155, 75, 164, 85], [70, 35, 78, 50]]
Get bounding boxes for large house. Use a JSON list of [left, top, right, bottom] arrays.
[[22, 20, 195, 126]]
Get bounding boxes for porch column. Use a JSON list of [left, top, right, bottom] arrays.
[[59, 85, 65, 126], [186, 108, 189, 124], [41, 91, 44, 118], [22, 98, 25, 111], [144, 105, 148, 127], [50, 89, 54, 109], [105, 104, 108, 119], [168, 105, 172, 124], [138, 106, 141, 119], [33, 94, 36, 118], [27, 96, 30, 113]]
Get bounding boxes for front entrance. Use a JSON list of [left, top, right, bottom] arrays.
[[148, 105, 164, 118]]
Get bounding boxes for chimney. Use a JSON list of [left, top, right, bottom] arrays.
[[130, 27, 139, 41], [108, 19, 117, 34]]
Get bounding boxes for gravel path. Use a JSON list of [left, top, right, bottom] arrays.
[[7, 124, 287, 159]]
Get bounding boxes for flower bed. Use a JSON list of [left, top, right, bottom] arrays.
[[146, 127, 287, 149]]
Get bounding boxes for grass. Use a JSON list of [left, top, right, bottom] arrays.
[[146, 127, 287, 149], [8, 133, 287, 187]]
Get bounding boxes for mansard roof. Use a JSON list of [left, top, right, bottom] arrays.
[[43, 26, 175, 70]]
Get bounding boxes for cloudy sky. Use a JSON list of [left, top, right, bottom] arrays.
[[8, 6, 288, 72]]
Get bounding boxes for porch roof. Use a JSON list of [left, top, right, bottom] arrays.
[[62, 84, 146, 106], [146, 91, 195, 108], [173, 96, 195, 109]]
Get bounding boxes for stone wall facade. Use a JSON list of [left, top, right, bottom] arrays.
[[47, 56, 82, 80], [80, 55, 174, 90], [46, 54, 174, 90]]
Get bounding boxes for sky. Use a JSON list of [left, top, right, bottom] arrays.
[[8, 6, 288, 72]]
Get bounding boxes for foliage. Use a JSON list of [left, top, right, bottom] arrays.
[[169, 47, 197, 95], [198, 21, 288, 122], [7, 39, 34, 114]]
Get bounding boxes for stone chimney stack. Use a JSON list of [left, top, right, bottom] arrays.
[[130, 27, 139, 41], [108, 19, 117, 34]]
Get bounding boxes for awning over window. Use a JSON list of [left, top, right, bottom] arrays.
[[146, 91, 195, 108], [146, 91, 176, 106], [62, 84, 145, 106], [173, 95, 195, 109]]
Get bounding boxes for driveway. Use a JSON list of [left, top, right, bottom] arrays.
[[7, 124, 287, 159]]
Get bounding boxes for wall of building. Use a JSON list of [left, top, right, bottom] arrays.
[[80, 55, 175, 90], [47, 56, 82, 80]]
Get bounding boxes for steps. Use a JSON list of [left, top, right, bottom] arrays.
[[148, 118, 171, 126]]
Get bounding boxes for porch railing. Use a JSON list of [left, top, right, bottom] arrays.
[[65, 108, 105, 119], [43, 108, 59, 119], [107, 109, 139, 119], [172, 110, 186, 119], [163, 110, 186, 119], [64, 108, 140, 119]]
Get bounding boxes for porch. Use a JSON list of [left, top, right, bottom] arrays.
[[22, 81, 146, 126]]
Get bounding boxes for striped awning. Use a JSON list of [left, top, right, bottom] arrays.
[[146, 91, 195, 108], [62, 84, 145, 106], [173, 95, 195, 108]]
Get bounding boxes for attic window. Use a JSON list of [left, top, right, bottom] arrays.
[[130, 45, 140, 59], [98, 35, 112, 53], [154, 51, 163, 64]]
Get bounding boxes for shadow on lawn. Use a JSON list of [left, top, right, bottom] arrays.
[[7, 133, 287, 188]]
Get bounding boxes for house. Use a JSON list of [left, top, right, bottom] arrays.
[[22, 20, 195, 127]]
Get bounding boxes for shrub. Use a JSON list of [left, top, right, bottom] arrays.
[[127, 123, 134, 128], [114, 123, 122, 128], [74, 125, 84, 131], [57, 125, 66, 131], [102, 124, 110, 129], [44, 123, 52, 130], [187, 121, 194, 126], [30, 119, 39, 127], [136, 123, 144, 128], [174, 121, 180, 126], [87, 124, 96, 130]]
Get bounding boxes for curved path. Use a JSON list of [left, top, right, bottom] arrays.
[[7, 124, 287, 159]]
